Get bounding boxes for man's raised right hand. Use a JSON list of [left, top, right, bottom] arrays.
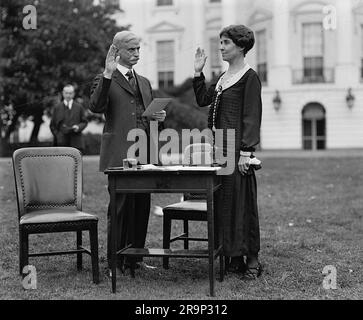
[[103, 44, 120, 78]]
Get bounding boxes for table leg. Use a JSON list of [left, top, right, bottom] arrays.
[[216, 187, 224, 282], [219, 195, 225, 282], [207, 181, 215, 297], [110, 177, 117, 293], [129, 195, 136, 277]]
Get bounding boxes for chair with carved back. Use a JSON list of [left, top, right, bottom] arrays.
[[12, 147, 99, 284]]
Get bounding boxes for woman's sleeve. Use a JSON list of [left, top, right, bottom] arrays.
[[192, 73, 217, 107], [240, 73, 262, 152]]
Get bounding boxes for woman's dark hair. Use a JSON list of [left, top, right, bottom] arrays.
[[219, 25, 255, 56]]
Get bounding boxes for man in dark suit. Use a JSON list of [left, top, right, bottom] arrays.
[[50, 84, 88, 154], [89, 31, 166, 271]]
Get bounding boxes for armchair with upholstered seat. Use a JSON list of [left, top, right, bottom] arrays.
[[12, 147, 99, 284]]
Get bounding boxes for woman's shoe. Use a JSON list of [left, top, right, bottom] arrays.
[[243, 262, 263, 280], [226, 256, 246, 274]]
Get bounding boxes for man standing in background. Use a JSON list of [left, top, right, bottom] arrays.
[[50, 84, 88, 154]]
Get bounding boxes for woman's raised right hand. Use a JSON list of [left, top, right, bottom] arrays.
[[194, 47, 207, 73]]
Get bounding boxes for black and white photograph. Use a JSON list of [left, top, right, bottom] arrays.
[[0, 0, 362, 308]]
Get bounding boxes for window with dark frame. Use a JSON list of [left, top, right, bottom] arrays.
[[302, 23, 324, 83], [156, 40, 175, 89], [303, 57, 323, 81], [158, 71, 174, 89]]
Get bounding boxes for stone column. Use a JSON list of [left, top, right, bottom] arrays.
[[190, 0, 206, 79], [335, 0, 356, 85], [269, 0, 291, 87], [193, 0, 205, 49]]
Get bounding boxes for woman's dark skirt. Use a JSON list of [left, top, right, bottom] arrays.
[[215, 161, 260, 257]]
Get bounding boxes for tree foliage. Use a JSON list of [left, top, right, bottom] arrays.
[[0, 0, 125, 142]]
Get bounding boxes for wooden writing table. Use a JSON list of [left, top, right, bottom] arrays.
[[104, 166, 223, 296]]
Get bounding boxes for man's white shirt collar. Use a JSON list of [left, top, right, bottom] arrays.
[[117, 64, 134, 79], [64, 99, 73, 109], [216, 63, 251, 92]]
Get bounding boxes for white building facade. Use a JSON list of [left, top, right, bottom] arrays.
[[114, 0, 363, 150]]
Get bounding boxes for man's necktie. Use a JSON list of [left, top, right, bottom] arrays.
[[64, 101, 71, 116], [126, 69, 138, 94]]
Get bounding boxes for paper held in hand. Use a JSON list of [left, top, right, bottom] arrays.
[[142, 98, 172, 117]]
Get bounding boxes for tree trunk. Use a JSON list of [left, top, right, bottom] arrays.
[[0, 137, 10, 157], [29, 110, 43, 144]]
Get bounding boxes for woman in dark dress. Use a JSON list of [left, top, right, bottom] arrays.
[[193, 25, 263, 279]]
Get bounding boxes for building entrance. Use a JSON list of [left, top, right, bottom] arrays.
[[302, 103, 326, 150]]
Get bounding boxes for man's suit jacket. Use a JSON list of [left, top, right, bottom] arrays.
[[90, 69, 156, 172], [50, 101, 88, 149]]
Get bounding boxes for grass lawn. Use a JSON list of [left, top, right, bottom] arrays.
[[0, 154, 362, 300]]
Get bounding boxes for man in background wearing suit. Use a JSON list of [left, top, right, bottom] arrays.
[[50, 84, 88, 154], [89, 31, 166, 271]]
